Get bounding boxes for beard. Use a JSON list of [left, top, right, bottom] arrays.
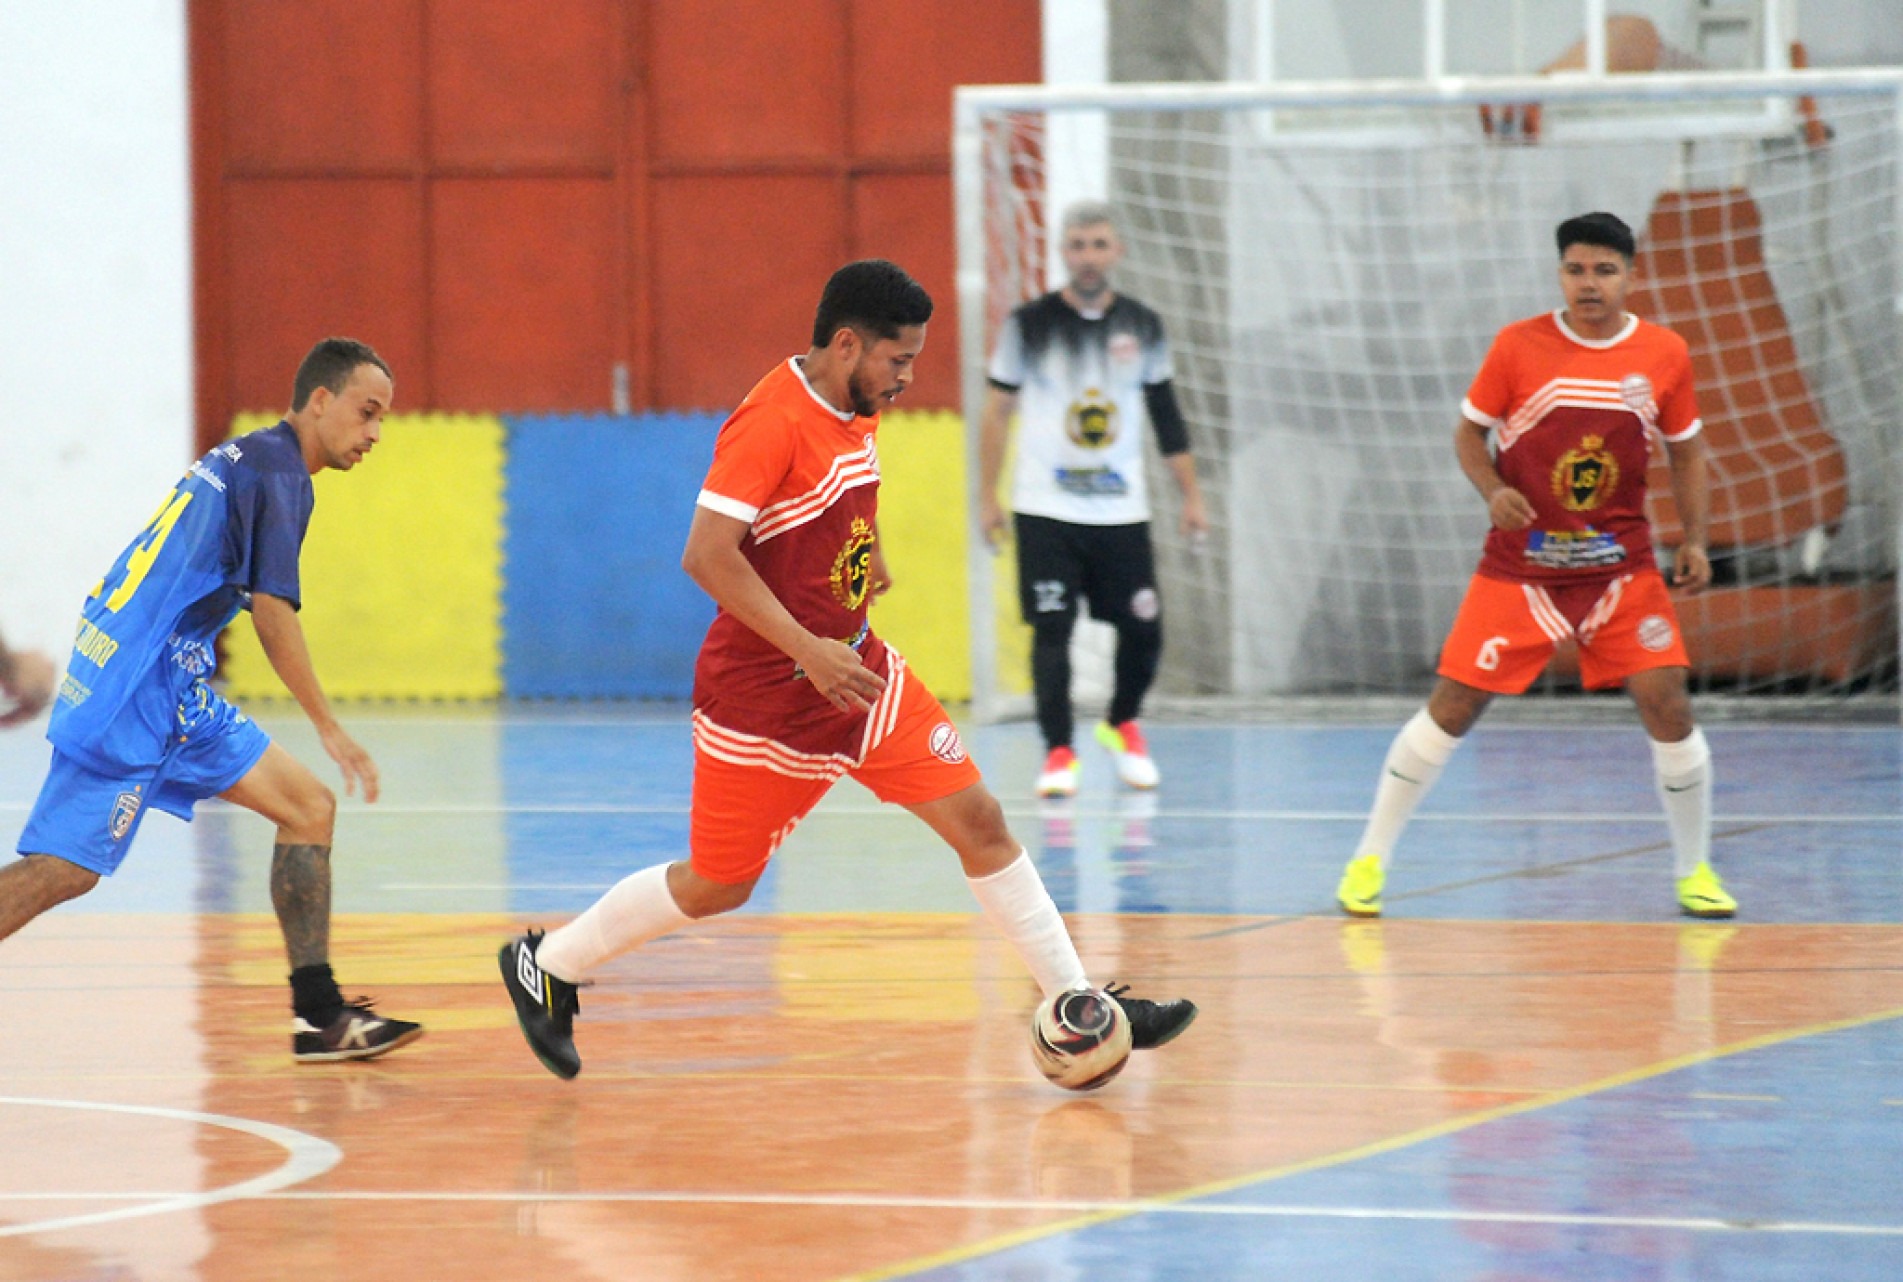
[[847, 366, 885, 417], [1070, 271, 1108, 301]]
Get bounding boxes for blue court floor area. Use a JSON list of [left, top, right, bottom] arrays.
[[1, 701, 1898, 1281], [8, 704, 1895, 927], [918, 1017, 1903, 1282]]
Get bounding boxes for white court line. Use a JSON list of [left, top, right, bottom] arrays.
[[0, 1097, 341, 1238], [207, 1190, 1898, 1236], [383, 882, 617, 891], [348, 805, 1895, 823], [3, 800, 1884, 825], [213, 712, 1903, 735]]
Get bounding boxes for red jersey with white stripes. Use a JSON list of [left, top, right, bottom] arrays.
[[691, 357, 890, 756], [1461, 310, 1701, 586]]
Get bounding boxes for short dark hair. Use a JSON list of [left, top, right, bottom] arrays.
[[291, 337, 392, 411], [1557, 211, 1635, 262], [810, 260, 933, 347]]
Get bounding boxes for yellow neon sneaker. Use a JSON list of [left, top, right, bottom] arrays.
[[1095, 720, 1160, 789], [1676, 862, 1737, 919], [1336, 853, 1385, 918]]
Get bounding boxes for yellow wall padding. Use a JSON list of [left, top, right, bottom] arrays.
[[871, 410, 975, 702], [979, 407, 1033, 699], [219, 413, 505, 700], [989, 489, 1033, 701]]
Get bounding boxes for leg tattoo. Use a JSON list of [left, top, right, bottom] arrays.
[[271, 842, 332, 968]]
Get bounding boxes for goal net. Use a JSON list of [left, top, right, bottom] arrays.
[[954, 72, 1903, 721]]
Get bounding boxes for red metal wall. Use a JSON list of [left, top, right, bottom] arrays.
[[190, 0, 1039, 449]]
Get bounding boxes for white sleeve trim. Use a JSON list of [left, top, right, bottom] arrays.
[[696, 489, 759, 523], [1662, 416, 1703, 443], [1460, 397, 1504, 431]]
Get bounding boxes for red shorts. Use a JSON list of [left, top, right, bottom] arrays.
[[688, 662, 982, 884], [1438, 569, 1690, 694]]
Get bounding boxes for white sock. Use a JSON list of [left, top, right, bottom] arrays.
[[534, 862, 691, 982], [1651, 728, 1712, 879], [1354, 707, 1462, 869], [966, 850, 1089, 997]]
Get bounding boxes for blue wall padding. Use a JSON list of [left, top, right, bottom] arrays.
[[503, 413, 722, 697]]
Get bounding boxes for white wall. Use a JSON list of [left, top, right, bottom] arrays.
[[0, 1, 193, 659], [1218, 0, 1903, 79], [1809, 0, 1903, 65]]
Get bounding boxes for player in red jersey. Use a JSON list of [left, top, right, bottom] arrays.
[[499, 260, 1197, 1079], [1335, 212, 1736, 921]]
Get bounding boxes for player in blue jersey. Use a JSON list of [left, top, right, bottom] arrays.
[[0, 337, 422, 1062]]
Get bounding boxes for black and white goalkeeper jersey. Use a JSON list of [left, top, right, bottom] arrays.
[[987, 291, 1176, 526]]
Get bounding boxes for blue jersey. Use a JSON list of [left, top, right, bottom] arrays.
[[50, 422, 312, 772]]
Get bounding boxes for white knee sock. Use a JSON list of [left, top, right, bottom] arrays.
[[1651, 728, 1712, 879], [966, 850, 1089, 997], [1354, 708, 1463, 869], [534, 862, 691, 983]]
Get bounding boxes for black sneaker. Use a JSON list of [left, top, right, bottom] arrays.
[[1105, 983, 1197, 1050], [500, 931, 582, 1080], [292, 999, 424, 1063]]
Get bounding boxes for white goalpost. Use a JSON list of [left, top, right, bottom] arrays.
[[955, 70, 1903, 723]]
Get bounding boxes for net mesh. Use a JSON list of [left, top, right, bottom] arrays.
[[963, 80, 1902, 715]]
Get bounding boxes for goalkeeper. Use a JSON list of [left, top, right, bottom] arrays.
[[1335, 211, 1735, 921], [977, 200, 1208, 800]]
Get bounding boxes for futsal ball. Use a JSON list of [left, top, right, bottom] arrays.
[[1030, 987, 1133, 1091]]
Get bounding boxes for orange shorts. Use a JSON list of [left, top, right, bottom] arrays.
[[1438, 569, 1690, 694], [688, 668, 982, 885]]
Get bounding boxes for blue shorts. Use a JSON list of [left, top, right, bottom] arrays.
[[18, 685, 271, 876]]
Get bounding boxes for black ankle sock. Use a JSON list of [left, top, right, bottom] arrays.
[[290, 964, 345, 1025]]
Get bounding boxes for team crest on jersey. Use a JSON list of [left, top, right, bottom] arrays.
[[109, 789, 142, 841], [1619, 373, 1656, 416], [1552, 434, 1619, 512], [1066, 390, 1117, 449], [1108, 333, 1141, 364], [1637, 614, 1676, 652], [928, 722, 968, 764], [830, 516, 876, 609]]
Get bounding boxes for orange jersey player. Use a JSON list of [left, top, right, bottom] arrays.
[[499, 260, 1197, 1081], [1335, 211, 1736, 922]]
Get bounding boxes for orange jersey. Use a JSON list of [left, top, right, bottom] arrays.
[[692, 358, 889, 756], [1462, 311, 1700, 585]]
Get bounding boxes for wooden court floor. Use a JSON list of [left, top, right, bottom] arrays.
[[2, 707, 1899, 1281]]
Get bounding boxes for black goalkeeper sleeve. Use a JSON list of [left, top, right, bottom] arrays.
[[1144, 380, 1190, 456]]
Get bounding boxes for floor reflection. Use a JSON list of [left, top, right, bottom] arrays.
[[0, 706, 1896, 1280]]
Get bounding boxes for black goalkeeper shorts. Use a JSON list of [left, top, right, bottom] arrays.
[[1013, 513, 1159, 628]]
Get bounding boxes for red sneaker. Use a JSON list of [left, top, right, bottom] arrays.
[[1036, 745, 1080, 798]]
